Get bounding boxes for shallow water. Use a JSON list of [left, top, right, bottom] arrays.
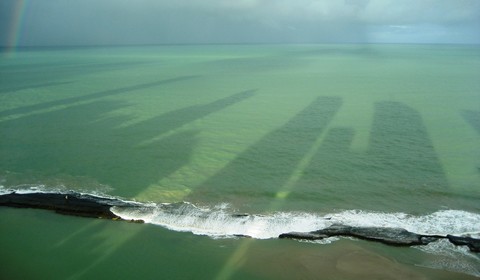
[[0, 44, 479, 279]]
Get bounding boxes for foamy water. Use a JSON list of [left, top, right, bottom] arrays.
[[111, 201, 480, 240], [2, 186, 480, 277], [1, 43, 479, 280], [111, 200, 480, 277]]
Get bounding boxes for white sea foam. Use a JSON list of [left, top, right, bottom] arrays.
[[329, 209, 480, 237], [2, 186, 479, 245], [0, 184, 49, 194], [2, 187, 480, 275], [416, 239, 480, 277], [2, 186, 479, 239], [111, 201, 480, 277], [111, 202, 480, 240], [112, 203, 330, 239], [0, 186, 9, 195], [0, 185, 145, 207]]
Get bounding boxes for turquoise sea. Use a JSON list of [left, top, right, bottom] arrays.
[[1, 44, 479, 279]]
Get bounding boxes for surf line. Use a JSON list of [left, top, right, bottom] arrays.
[[0, 190, 479, 253], [0, 190, 144, 223]]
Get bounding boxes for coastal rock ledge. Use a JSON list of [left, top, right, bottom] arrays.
[[0, 191, 144, 223], [279, 224, 480, 253], [1, 191, 478, 252], [447, 235, 480, 253]]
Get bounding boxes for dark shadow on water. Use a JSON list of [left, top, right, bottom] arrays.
[[461, 110, 480, 134], [292, 101, 450, 213], [0, 76, 199, 118], [461, 110, 480, 175], [187, 96, 342, 207], [294, 127, 358, 207], [368, 102, 448, 188], [0, 61, 148, 92], [0, 90, 254, 197], [0, 81, 74, 95], [118, 89, 257, 142]]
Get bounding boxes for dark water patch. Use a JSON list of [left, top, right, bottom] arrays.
[[461, 110, 480, 134], [368, 101, 448, 189], [301, 127, 357, 184], [291, 127, 366, 211], [0, 81, 74, 95], [0, 61, 147, 89], [116, 89, 256, 143], [189, 96, 342, 206], [0, 76, 198, 118], [0, 100, 195, 197], [0, 90, 255, 197], [292, 101, 450, 213]]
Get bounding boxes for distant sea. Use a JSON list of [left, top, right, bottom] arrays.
[[1, 44, 479, 279]]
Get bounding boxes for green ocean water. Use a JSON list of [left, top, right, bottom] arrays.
[[0, 44, 479, 279]]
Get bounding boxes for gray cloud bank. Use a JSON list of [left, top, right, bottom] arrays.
[[1, 0, 479, 46]]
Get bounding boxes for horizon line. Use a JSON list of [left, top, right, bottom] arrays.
[[1, 41, 479, 49]]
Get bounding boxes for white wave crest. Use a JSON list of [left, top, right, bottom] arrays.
[[329, 209, 480, 237], [112, 203, 330, 239], [417, 239, 480, 277], [111, 203, 480, 240]]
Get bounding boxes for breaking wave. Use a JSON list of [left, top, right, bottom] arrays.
[[111, 202, 480, 240], [2, 185, 479, 240], [2, 186, 479, 276]]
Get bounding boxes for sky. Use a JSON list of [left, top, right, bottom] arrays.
[[1, 0, 479, 46]]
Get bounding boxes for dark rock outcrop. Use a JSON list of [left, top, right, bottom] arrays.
[[280, 224, 480, 253], [279, 231, 328, 240], [280, 224, 440, 246], [2, 192, 479, 253], [447, 235, 480, 253], [0, 191, 142, 221]]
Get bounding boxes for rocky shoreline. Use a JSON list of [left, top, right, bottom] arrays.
[[0, 191, 144, 222], [279, 225, 479, 253], [279, 224, 441, 246], [0, 191, 478, 252]]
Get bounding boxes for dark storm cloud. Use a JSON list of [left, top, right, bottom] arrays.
[[1, 0, 479, 46]]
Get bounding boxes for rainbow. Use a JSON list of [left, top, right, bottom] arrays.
[[3, 0, 28, 57]]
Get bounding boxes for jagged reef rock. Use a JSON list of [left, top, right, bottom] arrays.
[[280, 224, 440, 246], [447, 235, 480, 253], [0, 191, 141, 221]]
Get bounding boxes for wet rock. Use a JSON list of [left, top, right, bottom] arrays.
[[279, 232, 328, 240], [280, 224, 440, 246], [0, 191, 136, 220], [234, 234, 252, 238], [447, 235, 480, 253], [231, 213, 250, 218]]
